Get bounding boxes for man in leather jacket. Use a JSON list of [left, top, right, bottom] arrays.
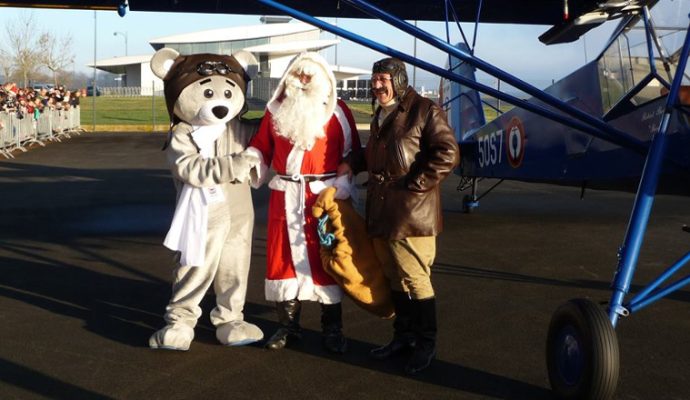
[[344, 57, 459, 374]]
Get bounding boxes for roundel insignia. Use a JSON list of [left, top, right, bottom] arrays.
[[505, 117, 525, 168]]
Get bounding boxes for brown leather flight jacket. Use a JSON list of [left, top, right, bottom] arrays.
[[354, 87, 459, 240]]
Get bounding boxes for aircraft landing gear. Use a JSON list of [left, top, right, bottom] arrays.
[[546, 299, 619, 400], [457, 177, 505, 214], [462, 194, 478, 213]]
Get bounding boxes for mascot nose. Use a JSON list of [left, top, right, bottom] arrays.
[[212, 106, 229, 119]]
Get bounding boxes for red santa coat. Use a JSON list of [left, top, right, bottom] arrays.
[[248, 99, 360, 304]]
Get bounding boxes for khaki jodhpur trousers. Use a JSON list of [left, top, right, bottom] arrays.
[[372, 236, 436, 300]]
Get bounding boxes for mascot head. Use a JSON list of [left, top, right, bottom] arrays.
[[150, 48, 258, 126]]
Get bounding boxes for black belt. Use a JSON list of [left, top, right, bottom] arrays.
[[279, 173, 336, 183]]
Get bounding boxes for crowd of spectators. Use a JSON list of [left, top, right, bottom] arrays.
[[0, 83, 82, 122]]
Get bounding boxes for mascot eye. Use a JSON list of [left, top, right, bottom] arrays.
[[204, 89, 214, 98], [224, 90, 232, 99]]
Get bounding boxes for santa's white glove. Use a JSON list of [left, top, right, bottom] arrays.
[[333, 174, 353, 199]]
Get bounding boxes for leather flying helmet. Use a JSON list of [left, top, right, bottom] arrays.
[[372, 57, 408, 99]]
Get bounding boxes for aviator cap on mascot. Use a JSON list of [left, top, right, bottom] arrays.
[[151, 48, 256, 126]]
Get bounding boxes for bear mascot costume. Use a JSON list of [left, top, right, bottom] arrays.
[[148, 48, 263, 351]]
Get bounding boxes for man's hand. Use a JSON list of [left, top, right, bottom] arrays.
[[336, 162, 353, 179]]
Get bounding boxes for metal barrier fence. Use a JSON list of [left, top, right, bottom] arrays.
[[0, 107, 82, 159]]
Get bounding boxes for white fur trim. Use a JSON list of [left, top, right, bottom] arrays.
[[308, 179, 330, 195], [267, 175, 287, 191], [265, 278, 343, 304], [284, 179, 311, 270], [285, 146, 305, 177]]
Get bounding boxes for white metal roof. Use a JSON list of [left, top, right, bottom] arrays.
[[87, 53, 369, 80], [331, 65, 370, 81], [244, 39, 339, 56], [148, 22, 317, 45], [87, 54, 153, 68]]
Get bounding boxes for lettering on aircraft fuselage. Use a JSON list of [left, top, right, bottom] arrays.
[[476, 116, 525, 169], [641, 105, 664, 134], [477, 129, 503, 168]]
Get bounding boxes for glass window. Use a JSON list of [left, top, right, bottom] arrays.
[[177, 43, 192, 55], [220, 42, 234, 54], [597, 0, 690, 113]]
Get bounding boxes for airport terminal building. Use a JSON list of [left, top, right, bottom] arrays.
[[89, 17, 369, 101]]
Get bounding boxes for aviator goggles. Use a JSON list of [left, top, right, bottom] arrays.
[[196, 61, 233, 76]]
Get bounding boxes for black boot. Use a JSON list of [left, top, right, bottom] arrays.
[[405, 297, 437, 375], [321, 303, 347, 354], [265, 299, 302, 350], [370, 291, 416, 360]]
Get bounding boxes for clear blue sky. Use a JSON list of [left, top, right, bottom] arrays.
[[0, 6, 616, 90]]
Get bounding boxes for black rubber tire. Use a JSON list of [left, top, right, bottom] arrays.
[[462, 194, 474, 214], [546, 298, 620, 400]]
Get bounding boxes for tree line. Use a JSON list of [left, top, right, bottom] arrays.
[[0, 12, 77, 89]]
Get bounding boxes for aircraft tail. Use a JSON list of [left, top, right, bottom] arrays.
[[439, 43, 486, 142]]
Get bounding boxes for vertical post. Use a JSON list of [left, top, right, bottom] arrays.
[[607, 17, 690, 327], [152, 80, 155, 133], [496, 79, 501, 118], [92, 10, 97, 132], [334, 17, 338, 66]]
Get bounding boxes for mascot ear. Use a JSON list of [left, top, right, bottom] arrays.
[[232, 50, 259, 81], [150, 48, 180, 79]]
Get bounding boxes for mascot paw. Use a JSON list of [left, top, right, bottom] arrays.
[[241, 150, 261, 168], [216, 320, 264, 346], [149, 324, 194, 351], [230, 152, 260, 183]]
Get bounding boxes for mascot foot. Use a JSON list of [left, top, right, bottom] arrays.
[[149, 324, 194, 351], [216, 320, 264, 346]]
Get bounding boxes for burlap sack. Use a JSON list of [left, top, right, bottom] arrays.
[[312, 187, 394, 319]]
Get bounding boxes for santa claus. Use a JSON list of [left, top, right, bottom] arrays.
[[246, 52, 360, 353]]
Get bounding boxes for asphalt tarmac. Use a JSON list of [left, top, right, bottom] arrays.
[[1, 132, 690, 400]]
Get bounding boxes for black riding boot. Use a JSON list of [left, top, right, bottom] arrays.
[[265, 299, 302, 350], [321, 303, 347, 354], [405, 297, 437, 375], [370, 291, 416, 359]]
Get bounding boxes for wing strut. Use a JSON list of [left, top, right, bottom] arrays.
[[609, 16, 690, 325], [342, 0, 646, 153], [255, 0, 647, 154]]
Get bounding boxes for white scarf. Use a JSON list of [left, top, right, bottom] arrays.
[[163, 124, 225, 267]]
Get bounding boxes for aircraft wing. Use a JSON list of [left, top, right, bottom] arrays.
[[0, 0, 652, 25], [539, 0, 658, 44]]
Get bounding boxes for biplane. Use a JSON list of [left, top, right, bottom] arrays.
[[1, 0, 689, 399]]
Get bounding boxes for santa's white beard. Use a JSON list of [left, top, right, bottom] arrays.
[[272, 74, 331, 150]]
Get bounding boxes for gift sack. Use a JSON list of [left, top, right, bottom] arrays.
[[312, 187, 394, 319]]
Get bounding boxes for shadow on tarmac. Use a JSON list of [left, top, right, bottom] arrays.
[[3, 134, 690, 399], [434, 261, 690, 305]]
